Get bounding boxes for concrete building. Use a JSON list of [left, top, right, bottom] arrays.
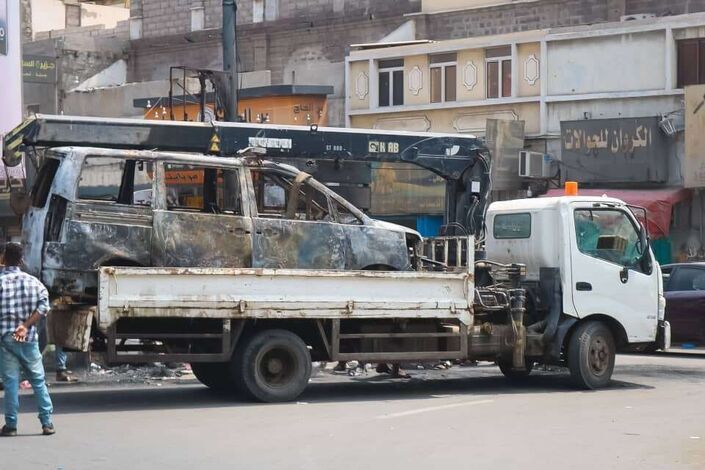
[[346, 9, 705, 261], [20, 0, 130, 116], [127, 0, 422, 126]]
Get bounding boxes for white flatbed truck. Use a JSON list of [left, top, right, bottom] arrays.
[[72, 195, 670, 402]]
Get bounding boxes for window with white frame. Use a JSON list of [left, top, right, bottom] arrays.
[[253, 0, 278, 23], [485, 46, 512, 99], [430, 53, 457, 103], [378, 59, 404, 107]]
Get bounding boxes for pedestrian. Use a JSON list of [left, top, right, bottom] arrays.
[[0, 242, 55, 437]]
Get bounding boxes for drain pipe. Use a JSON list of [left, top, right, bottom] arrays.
[[223, 0, 238, 122]]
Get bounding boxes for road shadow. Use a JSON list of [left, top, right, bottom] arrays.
[[1, 367, 654, 415], [626, 351, 705, 359]]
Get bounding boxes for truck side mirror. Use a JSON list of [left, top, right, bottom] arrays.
[[638, 225, 653, 275]]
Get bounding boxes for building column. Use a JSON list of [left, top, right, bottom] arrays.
[[607, 0, 626, 21], [130, 0, 144, 40]]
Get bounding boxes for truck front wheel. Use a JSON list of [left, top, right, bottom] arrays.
[[232, 329, 312, 403], [567, 321, 615, 390]]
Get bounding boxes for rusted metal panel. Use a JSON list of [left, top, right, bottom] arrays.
[[152, 210, 253, 268], [252, 218, 346, 269], [341, 224, 410, 270], [106, 318, 238, 364], [47, 305, 94, 352], [97, 266, 475, 333]]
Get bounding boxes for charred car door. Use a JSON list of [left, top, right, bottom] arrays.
[[151, 162, 253, 268], [248, 168, 345, 269]]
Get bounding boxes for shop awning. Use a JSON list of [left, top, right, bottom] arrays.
[[543, 188, 692, 238]]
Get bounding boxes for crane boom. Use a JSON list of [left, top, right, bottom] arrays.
[[2, 114, 491, 236]]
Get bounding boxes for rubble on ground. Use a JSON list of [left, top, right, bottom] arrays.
[[57, 361, 196, 386]]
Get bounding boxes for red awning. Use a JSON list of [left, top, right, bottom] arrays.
[[543, 188, 692, 238]]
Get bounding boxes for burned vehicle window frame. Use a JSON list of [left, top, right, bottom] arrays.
[[76, 156, 153, 206], [31, 157, 61, 208], [250, 168, 332, 221], [250, 167, 366, 225], [163, 162, 242, 215]]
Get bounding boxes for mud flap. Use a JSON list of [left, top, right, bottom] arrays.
[[656, 320, 671, 351], [47, 305, 94, 352]]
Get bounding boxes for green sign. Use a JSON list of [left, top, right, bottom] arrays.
[[0, 0, 7, 56], [23, 56, 57, 83]]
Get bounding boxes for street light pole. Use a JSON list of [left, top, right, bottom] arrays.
[[222, 0, 238, 122]]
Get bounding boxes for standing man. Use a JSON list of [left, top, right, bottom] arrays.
[[0, 243, 55, 436]]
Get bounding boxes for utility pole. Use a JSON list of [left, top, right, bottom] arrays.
[[222, 0, 238, 122]]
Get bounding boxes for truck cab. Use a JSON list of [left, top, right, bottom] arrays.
[[23, 147, 420, 298], [486, 195, 668, 354]]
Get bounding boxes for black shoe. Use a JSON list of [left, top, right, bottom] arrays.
[[1, 425, 17, 437], [42, 424, 55, 436]]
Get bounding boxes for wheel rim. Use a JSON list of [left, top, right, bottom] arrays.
[[256, 346, 297, 388], [588, 335, 610, 376]]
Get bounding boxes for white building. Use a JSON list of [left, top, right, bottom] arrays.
[[346, 12, 705, 263]]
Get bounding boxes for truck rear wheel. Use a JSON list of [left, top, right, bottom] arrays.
[[191, 362, 235, 392], [567, 321, 615, 390], [498, 359, 534, 381], [232, 329, 312, 403]]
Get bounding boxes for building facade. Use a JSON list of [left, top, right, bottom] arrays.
[[346, 11, 705, 261]]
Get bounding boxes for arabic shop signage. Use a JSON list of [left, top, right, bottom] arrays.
[[560, 117, 668, 184], [23, 56, 57, 83], [0, 0, 7, 56]]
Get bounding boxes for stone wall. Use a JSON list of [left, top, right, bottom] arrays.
[[418, 0, 705, 40], [129, 0, 421, 125], [23, 34, 128, 115], [625, 0, 705, 16]]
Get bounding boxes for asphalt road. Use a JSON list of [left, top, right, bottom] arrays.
[[1, 353, 704, 470]]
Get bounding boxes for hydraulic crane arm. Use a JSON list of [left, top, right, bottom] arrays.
[[2, 114, 491, 236]]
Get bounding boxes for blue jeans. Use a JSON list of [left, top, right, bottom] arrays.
[[38, 317, 68, 371], [0, 334, 54, 428], [55, 346, 67, 371]]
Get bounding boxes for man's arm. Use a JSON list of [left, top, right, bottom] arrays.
[[13, 281, 50, 342], [13, 311, 43, 342]]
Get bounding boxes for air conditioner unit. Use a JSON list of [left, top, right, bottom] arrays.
[[519, 151, 552, 179]]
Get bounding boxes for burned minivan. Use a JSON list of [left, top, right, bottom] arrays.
[[23, 147, 421, 299]]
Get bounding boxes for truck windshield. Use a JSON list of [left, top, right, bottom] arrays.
[[574, 209, 641, 267]]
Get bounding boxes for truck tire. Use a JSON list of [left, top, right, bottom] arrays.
[[567, 321, 615, 390], [191, 362, 235, 392], [498, 359, 534, 381], [232, 329, 312, 403]]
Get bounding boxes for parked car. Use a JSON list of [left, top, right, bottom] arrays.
[[661, 262, 705, 346], [23, 147, 421, 299]]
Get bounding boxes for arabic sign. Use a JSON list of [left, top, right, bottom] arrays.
[[561, 117, 668, 184], [685, 84, 705, 188], [0, 0, 7, 56], [23, 56, 57, 83]]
